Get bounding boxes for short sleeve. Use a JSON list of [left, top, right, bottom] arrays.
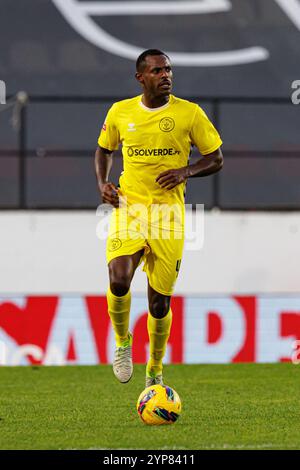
[[98, 104, 120, 151], [190, 105, 222, 155]]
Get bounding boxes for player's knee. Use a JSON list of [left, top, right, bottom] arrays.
[[149, 297, 170, 319], [109, 274, 131, 297], [109, 262, 133, 296]]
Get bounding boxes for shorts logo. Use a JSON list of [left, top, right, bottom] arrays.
[[108, 238, 122, 251], [159, 117, 175, 132]]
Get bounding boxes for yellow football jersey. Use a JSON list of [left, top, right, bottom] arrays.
[[98, 94, 222, 219]]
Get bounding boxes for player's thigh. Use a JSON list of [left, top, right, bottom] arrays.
[[108, 250, 144, 288]]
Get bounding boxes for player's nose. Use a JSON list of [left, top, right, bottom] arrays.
[[160, 71, 171, 82]]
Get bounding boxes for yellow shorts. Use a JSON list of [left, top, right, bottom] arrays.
[[106, 208, 184, 296]]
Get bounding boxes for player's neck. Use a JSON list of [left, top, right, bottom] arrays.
[[141, 94, 170, 109]]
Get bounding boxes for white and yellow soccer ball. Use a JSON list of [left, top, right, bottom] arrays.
[[137, 384, 182, 425]]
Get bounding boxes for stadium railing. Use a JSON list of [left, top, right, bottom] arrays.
[[0, 95, 298, 211]]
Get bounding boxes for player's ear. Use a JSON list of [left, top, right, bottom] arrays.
[[135, 72, 144, 85]]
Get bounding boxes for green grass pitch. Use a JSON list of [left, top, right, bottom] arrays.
[[0, 363, 299, 450]]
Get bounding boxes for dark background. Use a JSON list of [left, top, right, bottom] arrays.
[[0, 0, 299, 209]]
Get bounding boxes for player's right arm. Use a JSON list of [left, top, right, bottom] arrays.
[[95, 104, 120, 208], [94, 146, 119, 208]]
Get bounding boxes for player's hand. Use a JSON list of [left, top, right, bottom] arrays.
[[99, 182, 119, 208], [156, 168, 189, 190]]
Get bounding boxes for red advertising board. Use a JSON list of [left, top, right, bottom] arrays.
[[0, 295, 300, 365]]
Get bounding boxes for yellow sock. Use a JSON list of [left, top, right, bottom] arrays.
[[146, 309, 172, 377], [107, 286, 131, 347]]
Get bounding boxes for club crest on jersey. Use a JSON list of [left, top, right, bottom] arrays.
[[102, 123, 107, 131], [159, 117, 175, 132]]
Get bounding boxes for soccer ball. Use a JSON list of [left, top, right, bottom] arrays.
[[136, 384, 182, 425]]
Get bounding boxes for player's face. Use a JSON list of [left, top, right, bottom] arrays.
[[136, 55, 173, 98]]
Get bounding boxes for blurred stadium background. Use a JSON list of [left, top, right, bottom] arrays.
[[1, 0, 300, 367]]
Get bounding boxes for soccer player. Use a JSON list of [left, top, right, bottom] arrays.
[[95, 49, 223, 387]]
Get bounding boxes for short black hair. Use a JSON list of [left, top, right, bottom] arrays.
[[136, 49, 170, 72]]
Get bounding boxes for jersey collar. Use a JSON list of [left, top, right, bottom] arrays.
[[139, 95, 172, 112]]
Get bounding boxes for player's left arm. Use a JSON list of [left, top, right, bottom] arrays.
[[156, 147, 223, 190]]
